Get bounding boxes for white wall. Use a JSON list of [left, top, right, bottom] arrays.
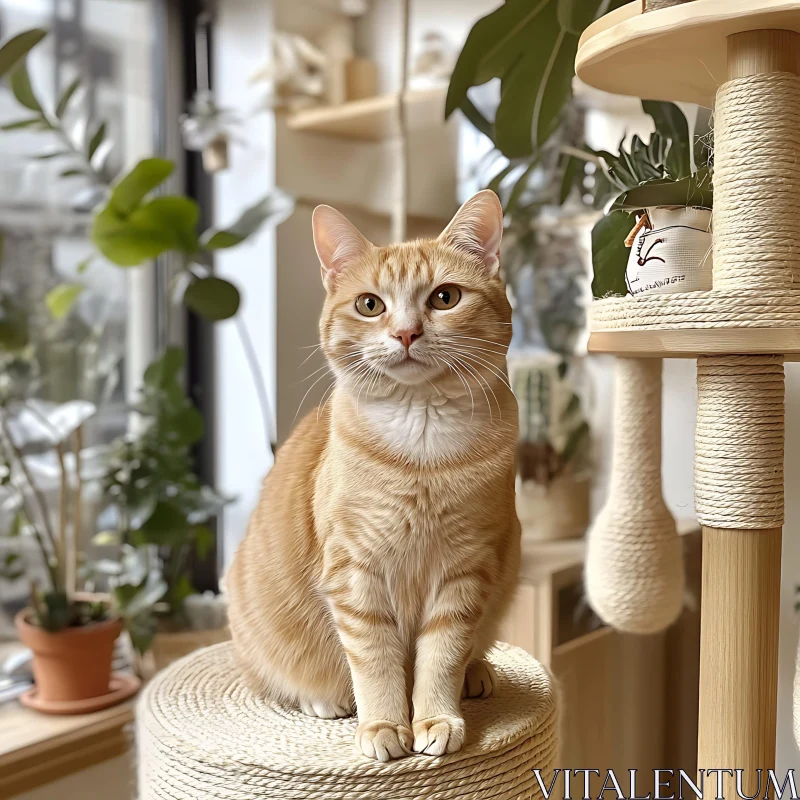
[[214, 0, 277, 567]]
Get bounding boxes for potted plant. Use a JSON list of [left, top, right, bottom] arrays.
[[0, 393, 143, 712], [509, 352, 591, 540], [588, 101, 713, 299]]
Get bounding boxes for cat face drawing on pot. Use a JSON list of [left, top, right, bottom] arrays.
[[226, 190, 522, 763], [625, 206, 713, 296]]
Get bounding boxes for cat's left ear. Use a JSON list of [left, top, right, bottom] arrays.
[[438, 190, 504, 275]]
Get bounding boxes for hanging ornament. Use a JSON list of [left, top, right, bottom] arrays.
[[180, 12, 240, 174]]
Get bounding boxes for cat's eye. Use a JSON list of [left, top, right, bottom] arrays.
[[429, 285, 461, 310], [355, 293, 385, 317]]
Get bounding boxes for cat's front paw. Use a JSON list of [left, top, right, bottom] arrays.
[[355, 720, 412, 762], [462, 658, 497, 699], [412, 715, 465, 756]]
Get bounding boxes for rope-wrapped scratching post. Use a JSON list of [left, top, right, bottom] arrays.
[[138, 642, 559, 799], [693, 35, 793, 782], [585, 357, 683, 634]]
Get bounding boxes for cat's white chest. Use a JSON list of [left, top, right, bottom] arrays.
[[361, 391, 479, 462]]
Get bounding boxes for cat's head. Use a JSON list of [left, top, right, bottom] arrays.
[[314, 191, 511, 395]]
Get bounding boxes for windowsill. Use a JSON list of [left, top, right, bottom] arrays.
[[0, 643, 136, 798]]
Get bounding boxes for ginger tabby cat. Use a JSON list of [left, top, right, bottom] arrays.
[[227, 190, 521, 762]]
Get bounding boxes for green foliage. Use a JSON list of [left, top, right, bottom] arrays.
[[1, 35, 294, 328], [642, 100, 690, 179], [55, 77, 80, 119], [591, 211, 632, 298], [103, 348, 231, 622], [202, 193, 292, 250], [446, 0, 628, 158], [31, 590, 109, 633], [45, 283, 84, 320], [10, 62, 42, 112], [108, 158, 174, 215], [610, 169, 713, 212], [114, 567, 167, 656], [0, 28, 281, 644], [589, 101, 712, 212], [0, 29, 47, 79], [0, 551, 23, 581], [184, 277, 241, 321], [0, 293, 29, 351]]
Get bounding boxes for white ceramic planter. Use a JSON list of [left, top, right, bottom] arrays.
[[626, 206, 712, 296]]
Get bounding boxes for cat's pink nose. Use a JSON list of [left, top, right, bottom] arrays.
[[391, 326, 423, 350]]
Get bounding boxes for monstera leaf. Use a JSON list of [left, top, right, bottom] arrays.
[[446, 0, 629, 157]]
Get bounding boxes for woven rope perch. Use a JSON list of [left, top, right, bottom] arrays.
[[585, 358, 683, 634], [137, 643, 559, 799]]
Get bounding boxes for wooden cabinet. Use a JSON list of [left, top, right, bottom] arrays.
[[500, 524, 701, 790]]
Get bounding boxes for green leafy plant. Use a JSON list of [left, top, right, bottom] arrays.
[[513, 362, 590, 485], [445, 0, 627, 158], [2, 31, 293, 337], [0, 393, 110, 632], [448, 2, 713, 303], [100, 347, 229, 643]]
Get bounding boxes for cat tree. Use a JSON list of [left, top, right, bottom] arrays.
[[137, 643, 557, 798], [580, 0, 800, 779]]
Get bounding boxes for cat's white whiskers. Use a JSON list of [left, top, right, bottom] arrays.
[[318, 358, 370, 419], [294, 368, 335, 423], [446, 343, 507, 361], [298, 344, 323, 367], [354, 363, 381, 416], [448, 350, 512, 391], [438, 353, 475, 422], [449, 354, 498, 420], [448, 335, 507, 349], [436, 354, 472, 403], [454, 355, 507, 416], [301, 351, 362, 384]]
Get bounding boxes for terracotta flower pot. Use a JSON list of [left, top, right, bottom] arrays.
[[15, 611, 123, 704]]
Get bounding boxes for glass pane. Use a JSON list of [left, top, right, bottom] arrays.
[[0, 0, 154, 635]]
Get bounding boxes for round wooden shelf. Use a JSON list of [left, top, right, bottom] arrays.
[[589, 327, 800, 359], [576, 0, 800, 107]]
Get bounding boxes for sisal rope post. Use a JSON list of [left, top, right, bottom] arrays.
[[694, 31, 793, 791], [137, 642, 559, 799], [585, 357, 684, 634]]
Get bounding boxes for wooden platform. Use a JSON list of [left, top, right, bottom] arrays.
[[576, 0, 800, 107], [589, 327, 800, 359], [286, 89, 446, 141]]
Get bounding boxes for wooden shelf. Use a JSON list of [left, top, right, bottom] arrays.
[[286, 88, 447, 141], [589, 327, 800, 359], [576, 0, 800, 107]]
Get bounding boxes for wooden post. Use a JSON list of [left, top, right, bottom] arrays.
[[696, 529, 781, 792], [695, 30, 800, 794]]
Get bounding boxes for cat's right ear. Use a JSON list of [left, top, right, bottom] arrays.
[[312, 205, 374, 288]]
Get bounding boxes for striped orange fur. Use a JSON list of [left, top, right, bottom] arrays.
[[227, 191, 521, 762]]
